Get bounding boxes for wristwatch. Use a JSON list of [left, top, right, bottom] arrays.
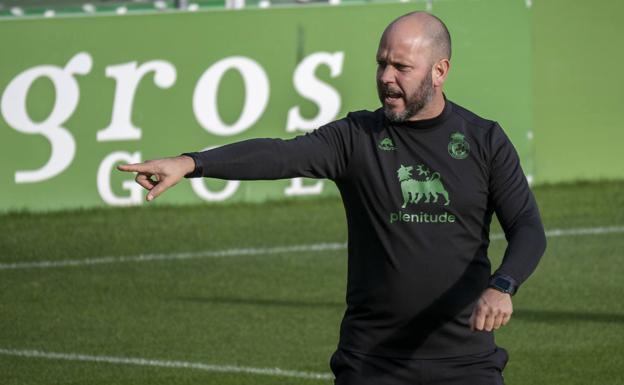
[[488, 274, 518, 296]]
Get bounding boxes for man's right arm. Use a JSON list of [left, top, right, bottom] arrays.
[[117, 116, 356, 201], [182, 121, 352, 181]]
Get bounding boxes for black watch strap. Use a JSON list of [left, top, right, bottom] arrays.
[[488, 274, 518, 296]]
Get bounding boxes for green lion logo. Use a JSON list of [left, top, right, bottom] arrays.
[[448, 132, 470, 159], [397, 164, 450, 208], [378, 137, 397, 151]]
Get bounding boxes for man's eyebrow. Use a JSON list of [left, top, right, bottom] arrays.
[[376, 58, 411, 67]]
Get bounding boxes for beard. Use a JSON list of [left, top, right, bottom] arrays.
[[377, 70, 435, 123]]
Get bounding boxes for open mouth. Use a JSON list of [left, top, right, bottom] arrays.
[[382, 88, 402, 104], [384, 93, 402, 104]]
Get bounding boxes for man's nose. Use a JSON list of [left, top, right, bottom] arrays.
[[378, 65, 396, 84]]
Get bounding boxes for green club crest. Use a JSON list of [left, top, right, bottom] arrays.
[[378, 137, 397, 151], [448, 132, 470, 159]]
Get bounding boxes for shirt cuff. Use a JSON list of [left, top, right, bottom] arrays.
[[180, 152, 203, 178]]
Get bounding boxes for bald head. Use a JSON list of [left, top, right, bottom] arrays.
[[375, 12, 452, 122], [382, 12, 451, 64]]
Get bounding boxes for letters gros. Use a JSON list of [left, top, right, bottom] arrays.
[[2, 51, 345, 205]]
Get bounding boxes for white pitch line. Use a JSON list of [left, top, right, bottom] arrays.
[[0, 226, 622, 271], [490, 225, 624, 240], [0, 348, 333, 380], [0, 242, 347, 270]]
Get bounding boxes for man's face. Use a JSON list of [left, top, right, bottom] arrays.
[[376, 31, 435, 122]]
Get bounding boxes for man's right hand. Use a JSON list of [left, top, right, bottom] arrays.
[[117, 155, 196, 201]]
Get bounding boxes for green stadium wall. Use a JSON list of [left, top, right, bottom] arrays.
[[532, 0, 624, 184], [1, 0, 615, 212]]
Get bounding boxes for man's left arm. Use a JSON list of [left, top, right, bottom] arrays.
[[470, 123, 547, 332]]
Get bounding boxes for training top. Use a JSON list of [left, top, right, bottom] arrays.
[[183, 99, 547, 359]]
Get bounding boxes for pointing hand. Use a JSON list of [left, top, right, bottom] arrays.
[[117, 155, 196, 201]]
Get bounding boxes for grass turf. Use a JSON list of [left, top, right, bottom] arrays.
[[1, 180, 623, 384]]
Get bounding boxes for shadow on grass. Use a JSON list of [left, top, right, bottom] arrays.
[[514, 309, 624, 324], [174, 296, 344, 310], [173, 297, 624, 324]]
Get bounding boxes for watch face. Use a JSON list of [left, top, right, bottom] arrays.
[[495, 278, 511, 291]]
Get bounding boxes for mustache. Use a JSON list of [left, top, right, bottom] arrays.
[[379, 85, 403, 97]]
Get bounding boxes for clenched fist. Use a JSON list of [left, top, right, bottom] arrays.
[[469, 288, 513, 332]]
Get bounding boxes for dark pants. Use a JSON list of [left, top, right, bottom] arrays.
[[330, 347, 509, 385]]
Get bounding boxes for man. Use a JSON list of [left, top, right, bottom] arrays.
[[119, 11, 546, 385]]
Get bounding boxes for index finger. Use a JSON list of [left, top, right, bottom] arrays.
[[117, 163, 151, 173]]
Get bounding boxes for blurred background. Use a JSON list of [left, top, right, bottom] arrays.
[[1, 1, 622, 384]]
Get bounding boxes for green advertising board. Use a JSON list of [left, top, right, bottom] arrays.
[[0, 1, 532, 211], [532, 0, 624, 184]]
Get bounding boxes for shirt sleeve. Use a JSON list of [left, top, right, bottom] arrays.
[[488, 123, 547, 289], [181, 115, 356, 182]]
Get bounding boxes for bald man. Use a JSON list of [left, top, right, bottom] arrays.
[[119, 12, 546, 385]]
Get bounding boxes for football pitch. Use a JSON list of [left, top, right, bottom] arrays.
[[1, 181, 623, 385]]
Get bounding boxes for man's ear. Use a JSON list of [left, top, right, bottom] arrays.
[[432, 59, 450, 88]]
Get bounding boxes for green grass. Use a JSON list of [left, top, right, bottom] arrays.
[[1, 181, 623, 384]]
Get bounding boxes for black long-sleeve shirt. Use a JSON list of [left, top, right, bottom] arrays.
[[184, 99, 547, 359]]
